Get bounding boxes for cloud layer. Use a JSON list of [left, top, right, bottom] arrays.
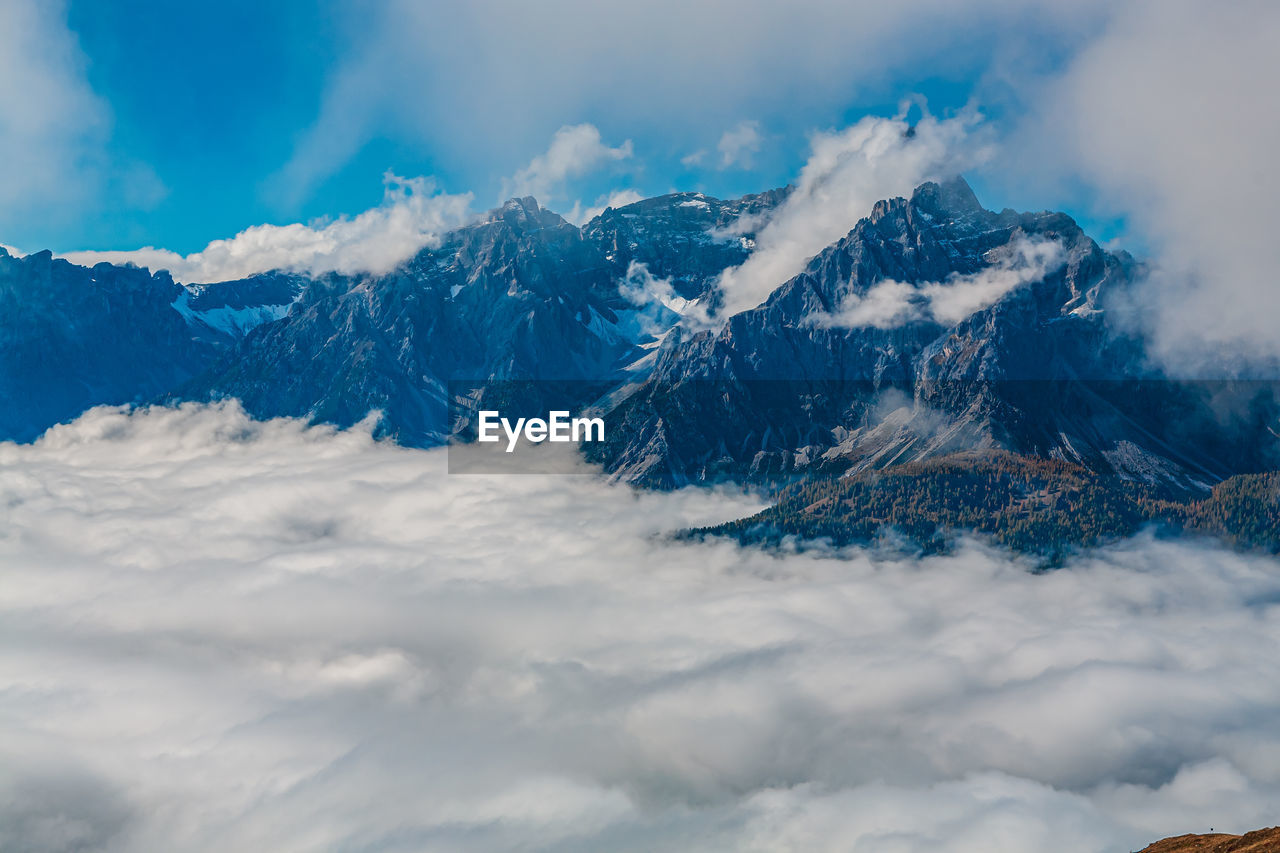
[[503, 123, 633, 204], [60, 173, 474, 284], [0, 1, 110, 228], [3, 403, 1280, 850], [1014, 0, 1280, 368], [808, 236, 1065, 329], [272, 0, 1106, 204], [709, 111, 992, 319]]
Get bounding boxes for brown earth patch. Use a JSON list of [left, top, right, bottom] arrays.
[[1139, 827, 1280, 853]]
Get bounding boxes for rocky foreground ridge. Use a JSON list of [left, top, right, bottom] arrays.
[[1139, 826, 1280, 853]]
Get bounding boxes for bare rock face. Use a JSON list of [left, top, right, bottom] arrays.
[[587, 178, 1280, 491], [0, 249, 213, 441], [1138, 826, 1280, 853], [582, 187, 788, 299]]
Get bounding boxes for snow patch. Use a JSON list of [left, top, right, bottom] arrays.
[[172, 289, 294, 337]]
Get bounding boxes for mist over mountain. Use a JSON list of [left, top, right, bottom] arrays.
[[591, 179, 1280, 493], [3, 177, 1277, 554]]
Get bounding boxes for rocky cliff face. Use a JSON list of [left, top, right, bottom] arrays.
[[587, 179, 1279, 490], [179, 198, 627, 444], [582, 187, 788, 300], [0, 247, 317, 441], [0, 249, 211, 441], [174, 192, 798, 445]]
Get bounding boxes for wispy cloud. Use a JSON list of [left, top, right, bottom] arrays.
[[718, 120, 762, 169], [272, 0, 1108, 205], [60, 173, 473, 283], [807, 236, 1065, 329], [706, 109, 992, 321], [680, 149, 707, 168], [2, 402, 1279, 850], [1016, 0, 1280, 369], [503, 123, 633, 204], [565, 188, 644, 226], [0, 0, 155, 233]]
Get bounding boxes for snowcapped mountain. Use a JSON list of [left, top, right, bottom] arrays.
[[2, 180, 1276, 505], [585, 178, 1280, 491], [172, 271, 307, 341]]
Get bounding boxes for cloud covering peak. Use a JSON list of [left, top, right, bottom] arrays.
[[1011, 0, 1280, 369], [707, 111, 992, 321]]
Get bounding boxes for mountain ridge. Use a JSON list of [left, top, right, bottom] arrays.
[[3, 180, 1278, 554], [585, 178, 1277, 492]]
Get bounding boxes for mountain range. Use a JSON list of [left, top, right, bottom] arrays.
[[3, 177, 1277, 554]]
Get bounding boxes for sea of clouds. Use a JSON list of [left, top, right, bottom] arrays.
[[3, 402, 1280, 852]]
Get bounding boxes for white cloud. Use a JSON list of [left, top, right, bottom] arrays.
[[810, 279, 922, 329], [707, 110, 992, 321], [612, 261, 689, 341], [1022, 0, 1280, 369], [718, 120, 762, 169], [922, 237, 1063, 325], [0, 1, 110, 225], [503, 123, 633, 204], [618, 261, 677, 308], [680, 149, 707, 168], [273, 0, 1107, 204], [3, 402, 1280, 850], [565, 188, 645, 227], [60, 173, 474, 283]]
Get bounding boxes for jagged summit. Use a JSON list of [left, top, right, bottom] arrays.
[[1, 179, 1276, 503], [582, 185, 788, 299], [489, 195, 567, 230], [585, 179, 1275, 490], [911, 175, 984, 218]]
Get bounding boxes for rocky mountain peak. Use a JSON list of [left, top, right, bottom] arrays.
[[6, 180, 1277, 501], [491, 196, 567, 231], [911, 175, 984, 219]]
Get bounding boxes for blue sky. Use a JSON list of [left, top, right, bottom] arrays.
[[5, 0, 1119, 257], [63, 0, 347, 251]]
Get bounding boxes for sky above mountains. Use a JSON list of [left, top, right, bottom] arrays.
[[4, 0, 1279, 364], [0, 0, 1131, 254]]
